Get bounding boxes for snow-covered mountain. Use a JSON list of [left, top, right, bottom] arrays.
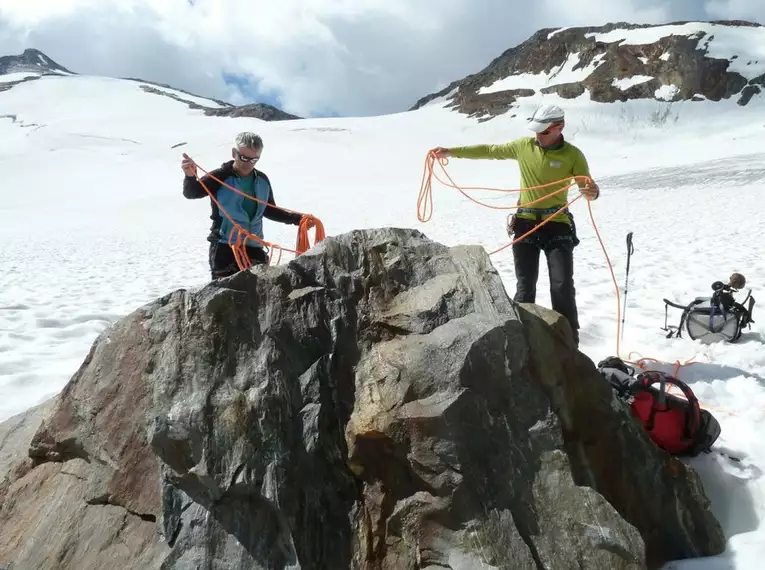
[[413, 20, 765, 121], [0, 48, 300, 121], [1, 20, 765, 570]]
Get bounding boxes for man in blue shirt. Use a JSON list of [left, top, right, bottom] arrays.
[[182, 132, 304, 279]]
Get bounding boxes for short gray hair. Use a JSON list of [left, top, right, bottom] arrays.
[[234, 132, 263, 151]]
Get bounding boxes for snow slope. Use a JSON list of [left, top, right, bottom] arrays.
[[478, 51, 607, 94], [1, 68, 765, 569]]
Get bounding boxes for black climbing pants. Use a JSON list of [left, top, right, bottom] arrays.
[[511, 216, 580, 343], [208, 241, 268, 280]]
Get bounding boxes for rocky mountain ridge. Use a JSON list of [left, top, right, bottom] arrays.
[[411, 20, 765, 121]]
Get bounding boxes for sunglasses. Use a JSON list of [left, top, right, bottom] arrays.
[[236, 150, 260, 163]]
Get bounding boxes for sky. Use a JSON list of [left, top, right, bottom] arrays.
[[0, 0, 763, 118]]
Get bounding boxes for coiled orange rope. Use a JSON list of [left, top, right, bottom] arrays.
[[185, 154, 325, 270]]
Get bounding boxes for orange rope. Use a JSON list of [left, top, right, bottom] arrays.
[[418, 150, 760, 418], [417, 150, 706, 380], [185, 154, 325, 270], [417, 152, 589, 222], [297, 215, 326, 255]]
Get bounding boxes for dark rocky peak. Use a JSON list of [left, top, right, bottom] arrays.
[[131, 81, 302, 120], [0, 48, 73, 76], [203, 102, 302, 121], [411, 20, 765, 121]]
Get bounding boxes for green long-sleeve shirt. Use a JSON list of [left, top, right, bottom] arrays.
[[448, 136, 592, 225]]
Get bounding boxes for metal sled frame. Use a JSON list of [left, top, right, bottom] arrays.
[[662, 290, 755, 342]]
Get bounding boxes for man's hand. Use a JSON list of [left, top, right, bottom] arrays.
[[181, 153, 197, 177], [506, 214, 516, 237], [430, 146, 451, 159], [580, 179, 600, 201]]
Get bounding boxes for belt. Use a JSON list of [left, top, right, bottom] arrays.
[[516, 206, 570, 220]]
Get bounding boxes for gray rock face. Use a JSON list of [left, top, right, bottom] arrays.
[[411, 20, 764, 120], [0, 48, 73, 75], [0, 228, 724, 569], [134, 84, 302, 121], [0, 48, 73, 94], [203, 102, 302, 121]]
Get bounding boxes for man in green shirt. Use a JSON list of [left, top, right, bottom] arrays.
[[430, 104, 599, 346]]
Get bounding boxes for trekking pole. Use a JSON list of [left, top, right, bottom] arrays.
[[621, 232, 634, 341]]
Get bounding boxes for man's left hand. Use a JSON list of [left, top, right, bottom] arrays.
[[580, 180, 600, 201]]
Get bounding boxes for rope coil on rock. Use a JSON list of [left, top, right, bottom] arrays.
[[185, 155, 326, 270]]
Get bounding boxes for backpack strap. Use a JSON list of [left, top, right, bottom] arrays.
[[737, 292, 755, 328], [634, 371, 701, 441], [708, 299, 729, 333]]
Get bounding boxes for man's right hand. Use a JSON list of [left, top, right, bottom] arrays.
[[430, 146, 451, 159], [506, 214, 516, 237], [181, 153, 197, 177]]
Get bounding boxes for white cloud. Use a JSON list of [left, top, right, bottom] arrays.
[[705, 0, 765, 22], [540, 0, 673, 26], [0, 0, 761, 117]]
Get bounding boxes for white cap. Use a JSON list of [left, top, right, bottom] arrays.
[[526, 104, 565, 133]]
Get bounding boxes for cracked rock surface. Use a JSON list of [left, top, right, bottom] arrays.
[[0, 228, 724, 569]]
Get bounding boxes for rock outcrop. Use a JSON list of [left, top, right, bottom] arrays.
[[411, 20, 765, 121], [134, 84, 302, 121], [203, 102, 302, 121], [0, 48, 73, 94], [0, 48, 73, 76], [0, 228, 725, 569]]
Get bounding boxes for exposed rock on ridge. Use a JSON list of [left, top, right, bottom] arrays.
[[202, 101, 302, 121], [0, 48, 73, 76], [134, 83, 302, 120], [0, 228, 725, 569], [0, 48, 73, 94], [411, 20, 765, 121]]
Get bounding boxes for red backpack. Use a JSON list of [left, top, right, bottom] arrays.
[[598, 357, 721, 456]]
